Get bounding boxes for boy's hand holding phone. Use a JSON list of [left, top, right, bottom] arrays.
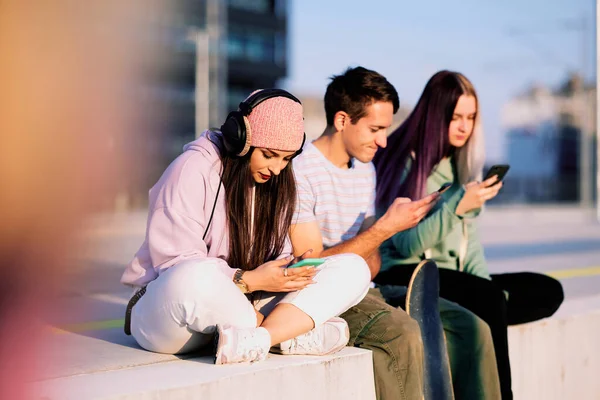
[[437, 182, 452, 194], [376, 192, 440, 236]]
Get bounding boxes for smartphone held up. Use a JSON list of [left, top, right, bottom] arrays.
[[484, 164, 510, 186]]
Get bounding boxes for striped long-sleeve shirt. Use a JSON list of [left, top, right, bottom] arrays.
[[292, 143, 376, 248]]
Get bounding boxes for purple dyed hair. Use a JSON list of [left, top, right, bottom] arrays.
[[374, 70, 480, 210]]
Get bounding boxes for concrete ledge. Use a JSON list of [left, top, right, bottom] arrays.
[[34, 331, 376, 400], [35, 301, 600, 400], [508, 309, 600, 400]]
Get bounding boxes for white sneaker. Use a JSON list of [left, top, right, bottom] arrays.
[[214, 325, 271, 365], [276, 317, 350, 356]]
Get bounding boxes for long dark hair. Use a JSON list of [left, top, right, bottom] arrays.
[[220, 146, 297, 271], [373, 70, 483, 211]]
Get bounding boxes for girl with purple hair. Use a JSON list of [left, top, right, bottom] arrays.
[[373, 71, 564, 400]]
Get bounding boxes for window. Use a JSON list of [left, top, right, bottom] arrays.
[[228, 0, 269, 13], [228, 86, 252, 112], [246, 33, 266, 62], [274, 0, 287, 17], [246, 32, 274, 63], [227, 32, 245, 60], [274, 33, 286, 66], [227, 28, 275, 63]]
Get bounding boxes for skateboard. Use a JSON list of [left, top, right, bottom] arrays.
[[406, 259, 454, 400]]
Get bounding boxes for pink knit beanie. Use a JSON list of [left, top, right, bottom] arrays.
[[242, 90, 304, 154]]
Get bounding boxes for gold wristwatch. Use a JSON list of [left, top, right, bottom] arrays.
[[233, 269, 250, 294]]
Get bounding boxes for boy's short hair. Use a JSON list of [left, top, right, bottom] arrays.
[[324, 66, 399, 126]]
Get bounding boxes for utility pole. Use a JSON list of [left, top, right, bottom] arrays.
[[596, 0, 600, 221], [190, 0, 227, 138], [193, 30, 210, 138], [578, 13, 593, 208]]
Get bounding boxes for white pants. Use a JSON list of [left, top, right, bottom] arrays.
[[131, 253, 370, 354]]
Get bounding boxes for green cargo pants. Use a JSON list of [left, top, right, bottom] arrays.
[[341, 287, 501, 400], [340, 289, 424, 400]]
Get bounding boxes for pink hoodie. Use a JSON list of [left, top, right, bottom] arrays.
[[120, 130, 292, 288]]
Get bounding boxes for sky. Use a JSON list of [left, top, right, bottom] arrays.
[[282, 0, 597, 162]]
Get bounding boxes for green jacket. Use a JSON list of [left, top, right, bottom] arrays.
[[379, 157, 491, 280]]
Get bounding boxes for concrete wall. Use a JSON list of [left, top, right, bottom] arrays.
[[508, 310, 600, 400], [35, 347, 376, 400]]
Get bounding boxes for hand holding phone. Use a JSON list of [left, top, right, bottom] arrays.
[[379, 192, 439, 235], [483, 164, 510, 187], [456, 173, 505, 215], [437, 182, 452, 194], [244, 254, 319, 293]]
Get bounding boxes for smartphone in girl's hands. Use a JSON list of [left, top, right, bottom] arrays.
[[484, 164, 510, 186], [288, 258, 326, 269]]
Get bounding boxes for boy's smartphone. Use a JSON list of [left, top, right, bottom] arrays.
[[484, 164, 510, 186], [437, 182, 452, 194], [288, 258, 326, 268]]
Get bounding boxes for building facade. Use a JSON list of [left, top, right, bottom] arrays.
[[120, 0, 290, 209], [162, 0, 289, 150], [499, 74, 597, 204]]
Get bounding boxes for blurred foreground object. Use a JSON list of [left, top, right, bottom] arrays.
[[0, 1, 168, 397]]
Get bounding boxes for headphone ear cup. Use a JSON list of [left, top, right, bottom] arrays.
[[237, 116, 253, 157], [291, 133, 306, 159], [220, 111, 246, 156]]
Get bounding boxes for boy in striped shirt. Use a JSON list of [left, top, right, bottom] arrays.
[[290, 67, 500, 400]]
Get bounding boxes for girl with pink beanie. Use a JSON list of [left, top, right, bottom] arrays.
[[121, 89, 370, 364]]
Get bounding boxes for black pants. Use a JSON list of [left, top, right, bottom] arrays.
[[375, 266, 564, 400]]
